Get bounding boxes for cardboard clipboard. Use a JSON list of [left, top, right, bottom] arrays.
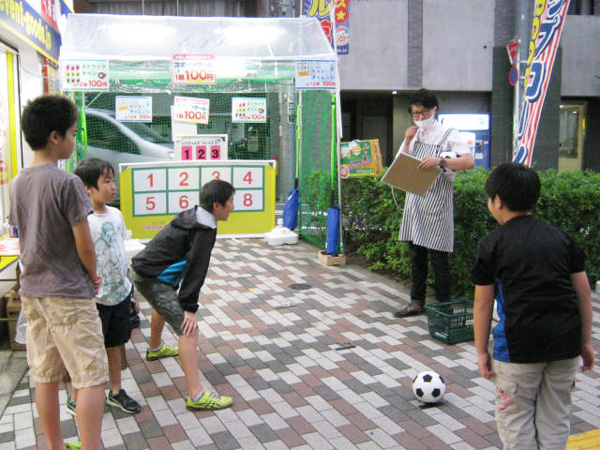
[[380, 153, 441, 197]]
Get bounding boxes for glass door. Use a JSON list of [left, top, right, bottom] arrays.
[[558, 103, 585, 172]]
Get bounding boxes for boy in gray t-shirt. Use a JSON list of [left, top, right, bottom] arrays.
[[9, 95, 108, 450]]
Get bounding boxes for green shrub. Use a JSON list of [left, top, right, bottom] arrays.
[[341, 168, 600, 298]]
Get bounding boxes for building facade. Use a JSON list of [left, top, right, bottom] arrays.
[[75, 0, 600, 171], [337, 0, 600, 171]]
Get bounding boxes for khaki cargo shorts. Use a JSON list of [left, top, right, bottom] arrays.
[[21, 296, 109, 389]]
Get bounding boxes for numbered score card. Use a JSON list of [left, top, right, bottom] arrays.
[[119, 160, 276, 239], [174, 135, 228, 161]]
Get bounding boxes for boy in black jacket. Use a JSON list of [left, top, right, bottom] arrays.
[[132, 179, 235, 410]]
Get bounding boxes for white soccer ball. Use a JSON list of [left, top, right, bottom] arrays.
[[412, 370, 446, 403]]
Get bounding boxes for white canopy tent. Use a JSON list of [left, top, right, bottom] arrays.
[[60, 14, 336, 88], [60, 13, 343, 252]]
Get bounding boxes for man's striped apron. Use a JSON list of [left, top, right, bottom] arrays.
[[398, 129, 455, 252]]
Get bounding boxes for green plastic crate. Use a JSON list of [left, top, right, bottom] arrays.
[[425, 299, 474, 344]]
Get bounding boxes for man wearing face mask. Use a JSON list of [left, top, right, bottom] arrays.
[[394, 89, 475, 318]]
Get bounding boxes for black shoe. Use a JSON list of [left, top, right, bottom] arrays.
[[106, 389, 142, 414], [393, 303, 425, 318]]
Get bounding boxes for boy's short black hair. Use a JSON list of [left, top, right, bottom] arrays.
[[407, 88, 439, 113], [21, 95, 79, 150], [200, 179, 235, 212], [485, 163, 541, 212], [74, 157, 115, 189]]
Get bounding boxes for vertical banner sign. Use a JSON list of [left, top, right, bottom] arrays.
[[303, 0, 350, 55], [514, 0, 571, 166]]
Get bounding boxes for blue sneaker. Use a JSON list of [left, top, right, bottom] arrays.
[[65, 394, 76, 417]]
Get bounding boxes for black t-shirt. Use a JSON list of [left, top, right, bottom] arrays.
[[472, 215, 585, 363]]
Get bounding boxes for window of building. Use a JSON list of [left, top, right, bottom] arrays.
[[567, 0, 595, 15]]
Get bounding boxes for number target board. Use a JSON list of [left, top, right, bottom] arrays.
[[119, 160, 276, 239], [175, 135, 228, 161]]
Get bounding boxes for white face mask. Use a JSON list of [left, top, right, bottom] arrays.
[[414, 114, 436, 130]]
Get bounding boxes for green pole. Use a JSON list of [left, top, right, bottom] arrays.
[[330, 94, 336, 194]]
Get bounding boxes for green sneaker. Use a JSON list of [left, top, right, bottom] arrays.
[[65, 394, 76, 417], [146, 343, 179, 361], [65, 442, 81, 450], [186, 390, 233, 411]]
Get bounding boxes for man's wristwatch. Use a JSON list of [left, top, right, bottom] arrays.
[[438, 157, 446, 169]]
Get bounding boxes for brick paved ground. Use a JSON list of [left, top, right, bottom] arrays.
[[0, 239, 598, 449]]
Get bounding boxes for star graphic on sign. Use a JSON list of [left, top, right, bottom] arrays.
[[336, 9, 347, 21]]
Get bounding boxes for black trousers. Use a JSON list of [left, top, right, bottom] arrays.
[[409, 242, 451, 306]]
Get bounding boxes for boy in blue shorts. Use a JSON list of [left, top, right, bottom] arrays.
[[10, 95, 108, 450], [132, 179, 235, 410], [472, 163, 594, 450], [72, 157, 142, 414]]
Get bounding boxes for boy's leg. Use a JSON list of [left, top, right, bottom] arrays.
[[179, 331, 203, 397], [107, 346, 122, 393], [179, 329, 232, 410], [75, 384, 105, 450], [535, 358, 578, 450], [132, 272, 178, 359], [21, 297, 70, 449], [34, 381, 63, 450], [493, 360, 544, 450], [150, 310, 166, 349]]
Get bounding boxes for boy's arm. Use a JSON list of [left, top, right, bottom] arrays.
[[474, 284, 495, 379], [571, 271, 595, 371], [72, 218, 101, 293]]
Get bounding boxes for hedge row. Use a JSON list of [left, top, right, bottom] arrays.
[[339, 168, 600, 299]]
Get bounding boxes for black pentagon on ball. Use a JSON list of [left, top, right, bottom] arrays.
[[415, 388, 424, 397], [432, 388, 441, 397], [423, 374, 433, 382]]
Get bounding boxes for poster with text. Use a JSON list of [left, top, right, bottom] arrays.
[[174, 96, 210, 124], [295, 61, 336, 90], [115, 96, 152, 122], [171, 53, 216, 85], [61, 60, 109, 91], [231, 98, 267, 123]]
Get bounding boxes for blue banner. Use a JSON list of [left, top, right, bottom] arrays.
[[0, 0, 61, 63], [303, 0, 350, 55]]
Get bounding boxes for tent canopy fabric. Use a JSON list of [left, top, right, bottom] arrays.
[[60, 14, 336, 62]]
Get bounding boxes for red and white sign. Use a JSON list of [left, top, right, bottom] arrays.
[[174, 96, 210, 124], [506, 40, 519, 67], [171, 53, 216, 85]]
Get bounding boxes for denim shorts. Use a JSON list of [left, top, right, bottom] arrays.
[[132, 271, 184, 336]]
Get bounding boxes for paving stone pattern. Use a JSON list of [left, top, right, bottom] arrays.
[[1, 239, 599, 450]]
